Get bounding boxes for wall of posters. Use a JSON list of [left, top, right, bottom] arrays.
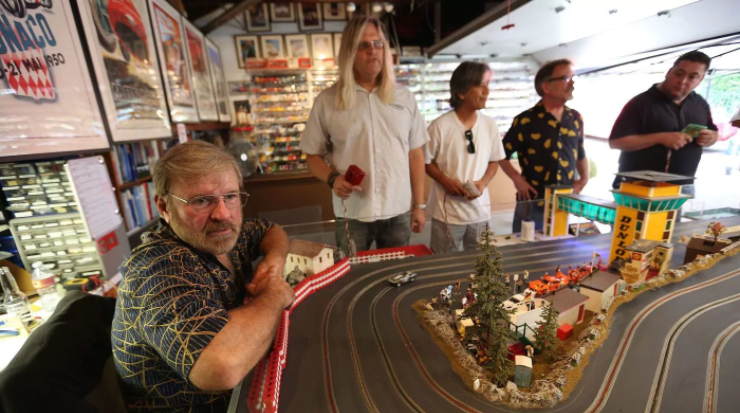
[[205, 39, 231, 123], [0, 1, 108, 158], [149, 0, 198, 123], [182, 19, 219, 121], [75, 0, 170, 142]]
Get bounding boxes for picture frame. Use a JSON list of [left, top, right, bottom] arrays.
[[182, 18, 219, 121], [149, 0, 198, 123], [204, 38, 231, 123], [323, 3, 347, 21], [235, 35, 261, 68], [0, 0, 108, 157], [298, 3, 323, 31], [311, 34, 334, 60], [246, 4, 271, 32], [73, 0, 170, 143], [285, 34, 310, 59], [333, 33, 343, 57], [270, 3, 295, 22], [260, 35, 285, 60]]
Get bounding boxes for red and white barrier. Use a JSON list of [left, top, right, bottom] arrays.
[[247, 246, 431, 412]]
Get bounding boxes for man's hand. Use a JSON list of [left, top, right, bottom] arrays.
[[513, 175, 538, 201], [696, 129, 718, 147], [254, 253, 284, 280], [246, 274, 295, 309], [659, 132, 693, 150], [573, 178, 587, 194], [333, 175, 362, 199], [465, 180, 486, 201], [411, 208, 426, 233], [441, 177, 466, 197]]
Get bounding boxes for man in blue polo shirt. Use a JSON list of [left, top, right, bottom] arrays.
[[609, 51, 718, 188]]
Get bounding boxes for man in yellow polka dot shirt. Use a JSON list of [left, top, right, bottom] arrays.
[[499, 59, 588, 233]]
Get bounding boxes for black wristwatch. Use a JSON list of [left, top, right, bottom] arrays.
[[327, 171, 341, 189]]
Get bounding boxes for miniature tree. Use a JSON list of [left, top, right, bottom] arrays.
[[705, 222, 726, 241], [463, 224, 515, 386], [534, 303, 560, 362]]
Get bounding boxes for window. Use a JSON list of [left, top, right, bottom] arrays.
[[304, 258, 307, 265], [290, 257, 293, 263], [327, 252, 330, 259], [665, 220, 672, 231], [319, 257, 323, 263]]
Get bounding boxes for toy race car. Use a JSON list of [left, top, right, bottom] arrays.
[[388, 271, 417, 287]]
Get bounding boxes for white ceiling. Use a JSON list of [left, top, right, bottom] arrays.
[[436, 0, 704, 57]]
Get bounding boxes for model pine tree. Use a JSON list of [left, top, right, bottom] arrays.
[[534, 303, 560, 362], [463, 224, 515, 386]]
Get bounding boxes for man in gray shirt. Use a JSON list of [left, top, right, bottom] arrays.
[[301, 15, 428, 255]]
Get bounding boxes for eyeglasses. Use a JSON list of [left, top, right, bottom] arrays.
[[169, 192, 249, 214], [547, 74, 576, 83], [464, 130, 476, 154], [358, 40, 385, 51]]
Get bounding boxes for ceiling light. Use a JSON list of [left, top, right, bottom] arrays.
[[346, 2, 356, 12], [384, 2, 394, 13], [372, 3, 383, 13]]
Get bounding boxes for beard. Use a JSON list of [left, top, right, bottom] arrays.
[[170, 212, 240, 256]]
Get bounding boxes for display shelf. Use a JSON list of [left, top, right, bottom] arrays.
[[0, 161, 78, 220]]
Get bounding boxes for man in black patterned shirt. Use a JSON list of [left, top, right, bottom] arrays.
[[500, 59, 589, 233], [112, 141, 294, 413]]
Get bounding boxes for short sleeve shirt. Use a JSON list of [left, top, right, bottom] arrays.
[[111, 219, 274, 413], [425, 111, 505, 224], [300, 84, 428, 222], [502, 101, 586, 200], [609, 85, 717, 186]]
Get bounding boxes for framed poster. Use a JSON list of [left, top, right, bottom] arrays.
[[323, 3, 346, 21], [285, 35, 310, 59], [298, 3, 323, 31], [246, 4, 270, 32], [311, 34, 334, 60], [333, 33, 343, 57], [74, 0, 170, 142], [0, 1, 108, 158], [270, 3, 295, 22], [149, 0, 198, 123], [234, 35, 260, 68], [260, 36, 285, 60], [182, 19, 219, 121], [205, 39, 231, 123]]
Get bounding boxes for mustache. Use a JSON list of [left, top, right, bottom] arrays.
[[204, 221, 238, 233]]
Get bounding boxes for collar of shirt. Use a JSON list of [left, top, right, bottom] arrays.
[[530, 100, 575, 124], [647, 83, 697, 107]]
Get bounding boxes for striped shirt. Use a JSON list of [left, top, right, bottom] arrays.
[[112, 219, 274, 412]]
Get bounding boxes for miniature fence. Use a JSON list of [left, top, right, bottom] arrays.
[[247, 258, 351, 413], [349, 244, 433, 265]]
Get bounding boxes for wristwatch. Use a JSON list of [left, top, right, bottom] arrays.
[[327, 171, 341, 189], [413, 203, 427, 211]]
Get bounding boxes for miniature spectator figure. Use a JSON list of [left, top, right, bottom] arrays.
[[526, 344, 535, 362], [455, 278, 462, 294], [514, 273, 519, 283], [505, 273, 510, 284], [516, 279, 523, 294], [466, 288, 474, 303], [462, 296, 468, 308], [301, 15, 428, 256], [473, 292, 478, 302], [523, 270, 529, 282]]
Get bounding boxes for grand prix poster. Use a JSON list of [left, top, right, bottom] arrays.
[[205, 38, 230, 123], [76, 0, 171, 142], [149, 0, 197, 123], [0, 0, 108, 158], [182, 18, 218, 122]]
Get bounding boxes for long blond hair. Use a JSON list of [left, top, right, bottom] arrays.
[[335, 15, 396, 110]]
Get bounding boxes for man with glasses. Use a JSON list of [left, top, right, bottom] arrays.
[[425, 61, 505, 253], [500, 59, 589, 233], [112, 141, 294, 412], [301, 15, 428, 256]]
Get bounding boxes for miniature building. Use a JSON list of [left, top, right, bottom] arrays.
[[609, 171, 692, 267], [283, 239, 335, 278], [620, 240, 673, 285], [684, 235, 733, 264], [579, 270, 626, 313], [543, 185, 574, 237], [507, 297, 549, 341], [514, 356, 532, 388], [544, 288, 589, 326]]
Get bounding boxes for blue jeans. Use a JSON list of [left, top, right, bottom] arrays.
[[335, 214, 411, 256], [512, 201, 545, 234]]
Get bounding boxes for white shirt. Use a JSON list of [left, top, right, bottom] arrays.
[[301, 84, 428, 222], [425, 111, 505, 224]]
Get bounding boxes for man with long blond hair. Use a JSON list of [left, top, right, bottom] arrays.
[[111, 141, 294, 412], [301, 15, 428, 256]]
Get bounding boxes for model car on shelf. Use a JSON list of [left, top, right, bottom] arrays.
[[388, 271, 417, 287]]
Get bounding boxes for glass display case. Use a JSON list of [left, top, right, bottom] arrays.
[[0, 161, 78, 220]]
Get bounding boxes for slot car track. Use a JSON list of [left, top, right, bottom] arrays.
[[236, 217, 740, 413]]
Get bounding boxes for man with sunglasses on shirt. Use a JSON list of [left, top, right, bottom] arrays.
[[500, 59, 589, 234], [425, 62, 505, 253], [112, 141, 294, 412]]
